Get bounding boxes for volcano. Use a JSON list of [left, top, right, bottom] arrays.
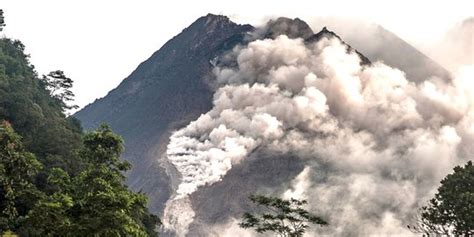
[[74, 14, 456, 236]]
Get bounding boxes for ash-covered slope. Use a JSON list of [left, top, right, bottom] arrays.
[[310, 19, 452, 81], [361, 25, 451, 81], [74, 14, 253, 214], [75, 15, 454, 234]]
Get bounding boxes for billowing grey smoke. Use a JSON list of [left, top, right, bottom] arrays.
[[163, 33, 474, 236]]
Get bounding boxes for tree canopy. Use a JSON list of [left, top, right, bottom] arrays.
[[0, 9, 5, 32], [240, 194, 327, 237], [408, 161, 474, 236], [41, 70, 79, 112], [0, 121, 41, 232], [24, 125, 159, 236], [0, 34, 83, 181]]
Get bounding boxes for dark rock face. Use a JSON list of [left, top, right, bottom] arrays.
[[74, 14, 253, 214], [75, 15, 452, 235], [262, 17, 314, 39]]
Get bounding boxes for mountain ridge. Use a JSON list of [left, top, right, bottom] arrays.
[[76, 14, 253, 214]]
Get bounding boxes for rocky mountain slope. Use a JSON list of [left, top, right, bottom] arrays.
[[75, 14, 253, 214]]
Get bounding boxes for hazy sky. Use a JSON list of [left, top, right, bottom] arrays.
[[1, 0, 473, 109]]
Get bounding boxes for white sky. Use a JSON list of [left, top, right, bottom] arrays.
[[1, 0, 473, 109]]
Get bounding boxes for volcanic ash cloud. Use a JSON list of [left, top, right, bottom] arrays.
[[165, 34, 474, 235]]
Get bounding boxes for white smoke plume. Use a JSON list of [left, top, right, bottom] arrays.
[[162, 196, 195, 237], [164, 33, 474, 236]]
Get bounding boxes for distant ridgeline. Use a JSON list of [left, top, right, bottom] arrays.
[[0, 10, 159, 236]]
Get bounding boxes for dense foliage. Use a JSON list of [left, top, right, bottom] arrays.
[[0, 35, 83, 180], [408, 161, 474, 236], [0, 123, 160, 236], [0, 10, 4, 32], [0, 10, 159, 236], [240, 194, 327, 237], [24, 125, 159, 236], [0, 121, 41, 231]]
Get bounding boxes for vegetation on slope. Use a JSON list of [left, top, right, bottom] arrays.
[[0, 10, 159, 236]]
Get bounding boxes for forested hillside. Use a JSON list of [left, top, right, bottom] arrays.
[[0, 10, 159, 236], [0, 32, 84, 184]]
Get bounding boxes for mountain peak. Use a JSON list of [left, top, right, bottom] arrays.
[[203, 13, 231, 25], [307, 26, 342, 42], [189, 13, 252, 35], [194, 13, 232, 31], [307, 27, 371, 65], [263, 17, 314, 39]]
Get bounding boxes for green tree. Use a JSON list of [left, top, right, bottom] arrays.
[[0, 121, 41, 232], [408, 161, 474, 236], [22, 168, 73, 236], [72, 125, 159, 236], [240, 194, 327, 237], [0, 9, 5, 32], [27, 125, 160, 236], [41, 70, 79, 112]]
